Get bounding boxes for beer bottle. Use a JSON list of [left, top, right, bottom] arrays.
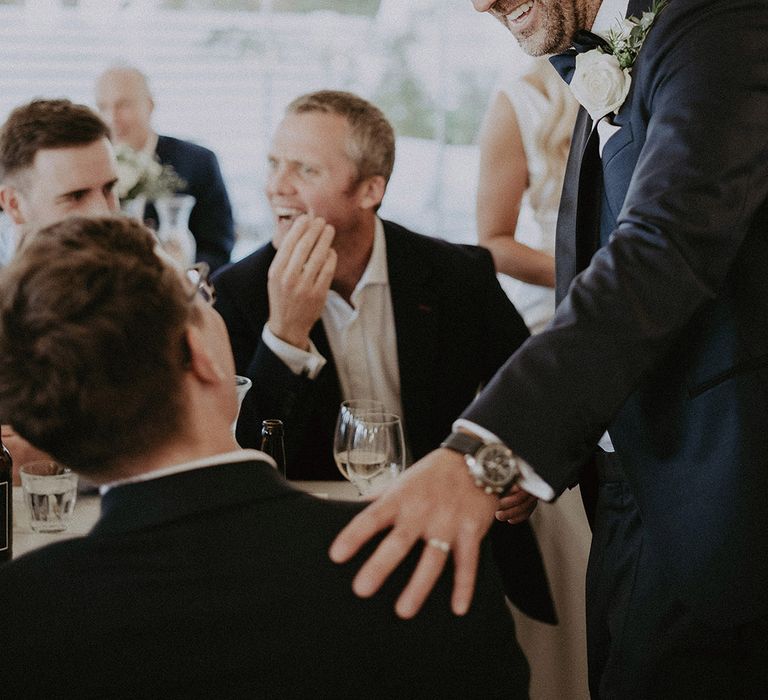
[[1, 438, 12, 563], [260, 419, 287, 479]]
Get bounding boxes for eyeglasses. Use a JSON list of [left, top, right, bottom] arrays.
[[185, 262, 216, 305]]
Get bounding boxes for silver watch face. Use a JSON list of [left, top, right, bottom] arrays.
[[468, 443, 517, 487]]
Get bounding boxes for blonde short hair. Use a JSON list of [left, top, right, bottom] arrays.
[[286, 90, 395, 186]]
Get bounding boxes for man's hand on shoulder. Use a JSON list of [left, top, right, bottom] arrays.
[[329, 447, 500, 619], [267, 215, 336, 350]]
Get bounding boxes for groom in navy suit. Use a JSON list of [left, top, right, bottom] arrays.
[[331, 1, 768, 697]]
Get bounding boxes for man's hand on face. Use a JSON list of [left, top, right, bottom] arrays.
[[267, 215, 336, 350], [329, 448, 500, 619]]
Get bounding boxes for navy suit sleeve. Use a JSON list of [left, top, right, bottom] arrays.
[[462, 0, 768, 494], [156, 136, 235, 272], [186, 148, 235, 272], [212, 258, 331, 458]]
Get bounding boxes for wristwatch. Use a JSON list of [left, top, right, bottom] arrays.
[[440, 431, 519, 495]]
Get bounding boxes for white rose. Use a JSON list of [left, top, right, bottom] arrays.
[[570, 50, 632, 122]]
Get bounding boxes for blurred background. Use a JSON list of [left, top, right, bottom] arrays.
[[0, 0, 532, 259]]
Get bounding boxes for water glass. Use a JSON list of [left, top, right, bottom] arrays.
[[20, 461, 78, 532]]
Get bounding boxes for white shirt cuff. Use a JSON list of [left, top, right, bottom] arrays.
[[261, 325, 326, 379], [452, 418, 556, 501]]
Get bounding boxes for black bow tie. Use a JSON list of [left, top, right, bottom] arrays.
[[549, 29, 611, 84]]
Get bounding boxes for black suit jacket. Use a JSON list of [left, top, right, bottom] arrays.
[[213, 220, 555, 623], [213, 219, 531, 479], [146, 135, 235, 271], [464, 0, 768, 627], [0, 460, 529, 698]]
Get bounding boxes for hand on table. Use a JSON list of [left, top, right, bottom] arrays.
[[329, 448, 499, 619], [495, 484, 538, 524], [267, 215, 336, 350]]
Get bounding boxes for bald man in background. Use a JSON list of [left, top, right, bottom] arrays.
[[95, 66, 235, 271]]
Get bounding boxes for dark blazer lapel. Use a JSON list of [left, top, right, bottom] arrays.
[[384, 223, 440, 456], [555, 108, 599, 304], [555, 0, 652, 305], [309, 319, 343, 430], [93, 460, 291, 536], [627, 0, 650, 18]]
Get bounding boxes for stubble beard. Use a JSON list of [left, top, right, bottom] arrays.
[[490, 0, 583, 56]]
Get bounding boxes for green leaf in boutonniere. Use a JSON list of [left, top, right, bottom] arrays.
[[605, 0, 667, 71]]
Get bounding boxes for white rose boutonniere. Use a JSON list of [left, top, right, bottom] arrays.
[[570, 51, 631, 122], [569, 0, 666, 122], [114, 144, 186, 202]]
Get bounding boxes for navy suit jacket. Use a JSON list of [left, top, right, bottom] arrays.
[[0, 461, 529, 698], [146, 134, 235, 271], [464, 0, 768, 627], [213, 220, 555, 623]]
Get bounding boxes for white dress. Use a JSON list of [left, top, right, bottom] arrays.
[[494, 75, 593, 700], [495, 77, 558, 335]]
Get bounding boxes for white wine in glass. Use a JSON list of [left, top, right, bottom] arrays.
[[345, 411, 405, 497], [333, 399, 385, 480]]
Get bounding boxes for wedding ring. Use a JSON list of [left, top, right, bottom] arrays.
[[427, 537, 450, 554]]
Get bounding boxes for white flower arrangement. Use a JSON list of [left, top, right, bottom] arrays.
[[569, 0, 666, 122], [114, 143, 186, 202]]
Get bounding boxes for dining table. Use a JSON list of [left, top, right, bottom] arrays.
[[11, 479, 359, 560]]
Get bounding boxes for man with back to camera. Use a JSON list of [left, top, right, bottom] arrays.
[[330, 0, 768, 697], [95, 65, 235, 271], [0, 214, 530, 698], [0, 98, 120, 473], [212, 89, 557, 624]]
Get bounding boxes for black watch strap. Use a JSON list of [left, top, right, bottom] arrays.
[[440, 432, 485, 456]]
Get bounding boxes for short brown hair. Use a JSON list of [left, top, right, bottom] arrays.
[[0, 217, 191, 474], [286, 90, 395, 186], [0, 99, 110, 183]]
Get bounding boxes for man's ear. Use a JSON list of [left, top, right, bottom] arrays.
[[0, 185, 26, 225], [184, 325, 226, 385], [356, 175, 386, 211]]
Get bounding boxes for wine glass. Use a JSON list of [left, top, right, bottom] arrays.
[[232, 375, 252, 439], [333, 399, 385, 480], [345, 411, 405, 497]]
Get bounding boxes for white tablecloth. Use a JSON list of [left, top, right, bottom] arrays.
[[12, 480, 359, 559]]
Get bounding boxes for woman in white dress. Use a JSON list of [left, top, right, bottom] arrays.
[[476, 59, 592, 700]]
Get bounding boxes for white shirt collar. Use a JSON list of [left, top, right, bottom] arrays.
[[353, 217, 388, 292], [100, 448, 274, 494], [592, 0, 630, 36]]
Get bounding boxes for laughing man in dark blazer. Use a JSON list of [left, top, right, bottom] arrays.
[[212, 90, 554, 624], [0, 215, 532, 698], [330, 1, 768, 697], [96, 65, 234, 271]]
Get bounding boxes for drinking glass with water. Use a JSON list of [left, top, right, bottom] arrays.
[[20, 461, 78, 532]]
